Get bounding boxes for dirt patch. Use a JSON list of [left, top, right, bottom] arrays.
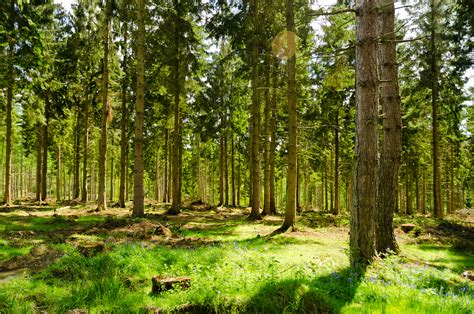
[[0, 244, 63, 273]]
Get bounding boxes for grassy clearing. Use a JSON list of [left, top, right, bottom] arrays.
[[0, 205, 473, 313]]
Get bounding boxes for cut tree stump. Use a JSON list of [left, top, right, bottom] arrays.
[[151, 276, 191, 294], [154, 224, 173, 238], [401, 224, 416, 233]]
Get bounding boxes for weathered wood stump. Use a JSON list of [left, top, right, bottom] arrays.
[[154, 224, 172, 238], [151, 276, 191, 294], [401, 224, 416, 233]]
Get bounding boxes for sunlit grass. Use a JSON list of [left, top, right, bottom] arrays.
[[0, 208, 472, 312]]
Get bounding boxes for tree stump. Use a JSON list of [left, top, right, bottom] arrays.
[[151, 276, 191, 294], [154, 224, 172, 238], [401, 224, 415, 233]]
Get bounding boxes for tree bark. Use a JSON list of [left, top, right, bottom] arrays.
[[169, 0, 182, 215], [81, 94, 90, 203], [119, 20, 128, 208], [133, 0, 146, 217], [350, 0, 378, 267], [231, 135, 236, 207], [278, 0, 297, 231], [41, 99, 50, 202], [162, 129, 169, 203], [224, 136, 229, 206], [73, 107, 81, 199], [3, 43, 13, 205], [56, 145, 61, 202], [269, 61, 278, 214], [263, 56, 271, 215], [333, 114, 340, 215], [430, 0, 442, 218], [98, 0, 111, 211], [248, 0, 261, 220]]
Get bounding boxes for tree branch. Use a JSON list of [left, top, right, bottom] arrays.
[[309, 8, 356, 17]]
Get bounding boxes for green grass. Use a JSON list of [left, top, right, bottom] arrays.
[[0, 207, 472, 313]]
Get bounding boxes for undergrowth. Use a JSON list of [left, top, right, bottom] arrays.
[[0, 207, 473, 313]]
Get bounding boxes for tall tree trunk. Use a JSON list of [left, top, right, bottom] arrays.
[[56, 145, 61, 202], [350, 0, 378, 266], [155, 150, 160, 201], [3, 43, 13, 205], [333, 114, 340, 215], [20, 149, 23, 198], [110, 136, 114, 202], [218, 120, 225, 206], [169, 0, 182, 215], [415, 168, 420, 213], [119, 21, 128, 208], [231, 135, 236, 207], [237, 148, 241, 207], [430, 0, 442, 218], [41, 99, 50, 202], [162, 129, 169, 203], [422, 170, 426, 214], [324, 161, 328, 211], [224, 137, 229, 206], [263, 56, 271, 215], [449, 145, 454, 214], [133, 0, 146, 217], [248, 0, 262, 220], [73, 107, 81, 199], [406, 171, 413, 215], [278, 0, 297, 231], [98, 0, 111, 211], [269, 61, 277, 214], [81, 95, 90, 203]]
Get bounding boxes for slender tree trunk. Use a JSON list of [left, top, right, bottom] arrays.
[[73, 107, 81, 199], [415, 168, 420, 213], [231, 135, 236, 207], [91, 163, 95, 201], [19, 149, 23, 198], [329, 151, 334, 212], [98, 0, 111, 211], [81, 95, 90, 203], [3, 44, 13, 205], [218, 122, 225, 206], [334, 114, 340, 215], [248, 0, 262, 220], [41, 100, 50, 202], [278, 0, 297, 231], [56, 145, 61, 202], [324, 162, 328, 211], [422, 170, 426, 214], [162, 129, 169, 203], [156, 151, 161, 202], [169, 0, 182, 215], [133, 0, 146, 217], [430, 0, 442, 218], [406, 171, 413, 215], [449, 145, 454, 214], [350, 0, 378, 267], [224, 136, 229, 206], [109, 133, 115, 202], [269, 62, 277, 214], [168, 137, 172, 203], [119, 23, 128, 208], [237, 148, 241, 207], [263, 56, 271, 215]]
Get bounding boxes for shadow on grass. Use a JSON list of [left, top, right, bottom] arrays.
[[245, 267, 365, 313], [412, 243, 474, 271]]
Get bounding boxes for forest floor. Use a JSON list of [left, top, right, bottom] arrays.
[[0, 201, 473, 313]]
